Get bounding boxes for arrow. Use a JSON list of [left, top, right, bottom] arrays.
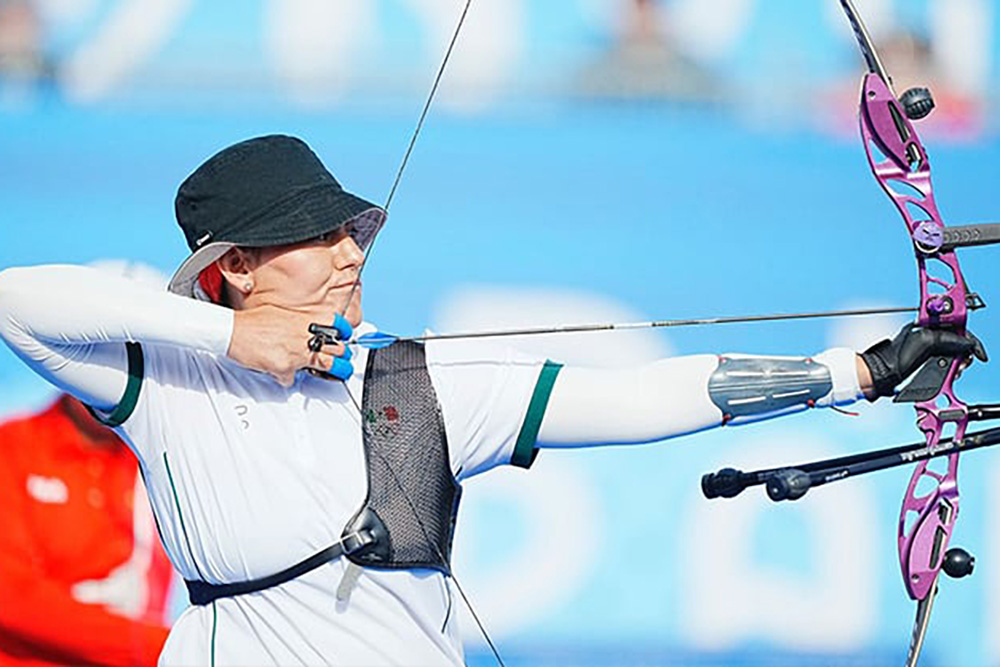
[[308, 304, 936, 350]]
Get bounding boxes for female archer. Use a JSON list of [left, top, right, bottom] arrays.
[[0, 135, 981, 666]]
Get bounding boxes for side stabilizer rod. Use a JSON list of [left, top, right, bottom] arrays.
[[702, 421, 1000, 502]]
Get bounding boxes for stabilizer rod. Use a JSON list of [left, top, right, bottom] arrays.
[[942, 223, 1000, 250], [702, 418, 1000, 503]]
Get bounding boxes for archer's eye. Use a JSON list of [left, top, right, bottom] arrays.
[[312, 228, 344, 244]]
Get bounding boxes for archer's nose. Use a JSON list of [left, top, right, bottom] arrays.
[[335, 235, 365, 269]]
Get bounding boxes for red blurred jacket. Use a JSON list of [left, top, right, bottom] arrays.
[[0, 395, 173, 667]]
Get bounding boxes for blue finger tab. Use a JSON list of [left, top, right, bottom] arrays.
[[339, 345, 353, 362], [329, 357, 354, 381], [332, 313, 353, 342]]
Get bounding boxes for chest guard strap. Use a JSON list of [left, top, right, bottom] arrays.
[[342, 340, 461, 574]]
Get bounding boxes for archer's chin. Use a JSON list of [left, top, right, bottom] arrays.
[[344, 303, 363, 328]]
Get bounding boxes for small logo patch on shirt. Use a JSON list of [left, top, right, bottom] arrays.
[[234, 404, 251, 430], [26, 475, 69, 504]]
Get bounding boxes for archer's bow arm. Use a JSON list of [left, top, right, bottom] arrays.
[[537, 349, 865, 447]]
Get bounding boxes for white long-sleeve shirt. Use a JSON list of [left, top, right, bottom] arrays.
[[0, 264, 862, 666]]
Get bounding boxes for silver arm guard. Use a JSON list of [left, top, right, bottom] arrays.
[[709, 356, 833, 425]]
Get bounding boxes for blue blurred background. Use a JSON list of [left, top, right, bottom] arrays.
[[1, 0, 999, 665]]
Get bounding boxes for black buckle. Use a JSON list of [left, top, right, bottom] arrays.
[[342, 529, 375, 555]]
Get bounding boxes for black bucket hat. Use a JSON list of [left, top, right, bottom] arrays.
[[167, 135, 386, 300]]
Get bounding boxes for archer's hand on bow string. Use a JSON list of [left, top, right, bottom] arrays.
[[229, 305, 354, 387], [859, 324, 988, 401]]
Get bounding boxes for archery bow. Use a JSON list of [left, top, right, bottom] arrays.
[[703, 3, 997, 666], [840, 1, 980, 663]]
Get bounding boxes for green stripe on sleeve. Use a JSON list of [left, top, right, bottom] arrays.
[[512, 360, 563, 469], [211, 601, 218, 667], [87, 342, 144, 427]]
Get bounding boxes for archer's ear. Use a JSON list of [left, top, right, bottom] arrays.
[[217, 247, 257, 294]]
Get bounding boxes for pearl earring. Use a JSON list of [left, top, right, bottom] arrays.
[[244, 282, 253, 292]]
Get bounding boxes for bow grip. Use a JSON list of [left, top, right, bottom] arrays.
[[894, 356, 952, 404]]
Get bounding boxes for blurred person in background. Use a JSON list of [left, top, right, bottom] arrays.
[[576, 0, 719, 102], [0, 262, 173, 667], [0, 0, 46, 78], [0, 395, 173, 667]]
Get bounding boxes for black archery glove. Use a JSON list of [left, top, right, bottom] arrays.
[[860, 324, 988, 400]]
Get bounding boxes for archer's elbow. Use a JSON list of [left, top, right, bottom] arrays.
[[0, 267, 17, 323], [0, 266, 32, 299], [0, 267, 13, 295], [0, 266, 27, 310], [0, 266, 41, 342]]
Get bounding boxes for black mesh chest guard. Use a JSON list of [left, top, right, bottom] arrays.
[[343, 340, 462, 574]]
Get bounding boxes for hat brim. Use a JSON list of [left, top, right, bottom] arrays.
[[168, 204, 386, 301]]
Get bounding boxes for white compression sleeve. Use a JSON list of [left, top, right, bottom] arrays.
[[0, 265, 233, 410], [537, 349, 863, 447]]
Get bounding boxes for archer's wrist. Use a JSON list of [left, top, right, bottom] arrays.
[[856, 353, 878, 401], [858, 339, 900, 401]]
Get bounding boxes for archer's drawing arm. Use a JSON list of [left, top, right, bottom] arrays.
[[0, 265, 232, 410]]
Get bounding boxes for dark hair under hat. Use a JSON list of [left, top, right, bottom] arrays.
[[167, 135, 385, 300]]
